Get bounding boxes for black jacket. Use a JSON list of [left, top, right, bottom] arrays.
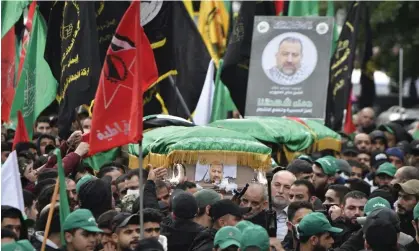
[[161, 218, 204, 251], [331, 217, 362, 248], [406, 239, 419, 251], [399, 212, 415, 238], [188, 228, 218, 251]]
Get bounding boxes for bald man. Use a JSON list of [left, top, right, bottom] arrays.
[[354, 133, 372, 153], [271, 170, 296, 241], [358, 107, 376, 133], [391, 166, 419, 185]]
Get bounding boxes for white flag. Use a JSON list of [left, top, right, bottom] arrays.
[[1, 151, 24, 212], [193, 60, 215, 125]]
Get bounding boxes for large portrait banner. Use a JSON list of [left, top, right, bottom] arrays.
[[245, 16, 333, 120]]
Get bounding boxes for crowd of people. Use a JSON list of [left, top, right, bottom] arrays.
[[1, 107, 419, 251]]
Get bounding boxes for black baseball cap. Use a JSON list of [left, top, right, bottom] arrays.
[[363, 208, 400, 249], [112, 212, 139, 232], [341, 141, 358, 155], [172, 191, 198, 219], [209, 199, 251, 221], [370, 151, 389, 170], [369, 130, 387, 142], [410, 139, 419, 155]]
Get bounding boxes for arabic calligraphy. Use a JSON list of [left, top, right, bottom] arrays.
[[67, 55, 79, 68], [257, 98, 313, 108], [22, 68, 36, 117], [97, 19, 116, 31], [95, 120, 130, 141]]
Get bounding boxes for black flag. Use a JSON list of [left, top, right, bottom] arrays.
[[220, 1, 276, 115], [326, 2, 361, 131], [358, 5, 375, 109], [143, 1, 211, 118], [45, 2, 101, 139]]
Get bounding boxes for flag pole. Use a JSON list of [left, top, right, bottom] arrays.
[[41, 179, 60, 251], [138, 141, 144, 239], [168, 75, 195, 124], [137, 2, 144, 239]]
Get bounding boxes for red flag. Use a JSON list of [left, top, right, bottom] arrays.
[[88, 1, 158, 155], [274, 0, 284, 15], [343, 99, 356, 134], [12, 111, 30, 150], [17, 1, 36, 82], [1, 28, 17, 122]]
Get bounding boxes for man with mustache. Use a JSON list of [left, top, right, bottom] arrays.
[[271, 170, 296, 241], [268, 37, 307, 85], [328, 191, 367, 247], [209, 162, 223, 184], [111, 212, 140, 251], [394, 179, 419, 238]]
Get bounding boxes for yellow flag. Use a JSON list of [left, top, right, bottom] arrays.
[[198, 0, 229, 65], [183, 0, 194, 18]]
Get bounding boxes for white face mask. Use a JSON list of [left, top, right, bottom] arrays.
[[126, 189, 140, 196]]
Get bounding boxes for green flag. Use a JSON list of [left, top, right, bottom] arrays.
[[55, 149, 70, 244], [1, 0, 29, 38], [210, 59, 236, 122], [327, 0, 339, 56], [83, 148, 121, 171], [288, 0, 319, 16], [10, 6, 57, 139]]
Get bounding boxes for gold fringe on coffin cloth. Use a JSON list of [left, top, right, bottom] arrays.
[[316, 138, 341, 152], [128, 150, 271, 170]]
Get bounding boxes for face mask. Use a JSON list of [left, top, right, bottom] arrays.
[[126, 189, 140, 196]]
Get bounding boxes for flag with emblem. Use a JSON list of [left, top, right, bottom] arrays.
[[10, 5, 57, 139], [44, 1, 101, 139], [142, 1, 211, 118], [326, 2, 361, 131], [88, 1, 158, 155]]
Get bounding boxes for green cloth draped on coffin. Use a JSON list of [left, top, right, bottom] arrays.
[[144, 126, 272, 170], [128, 126, 190, 169], [303, 120, 341, 152]]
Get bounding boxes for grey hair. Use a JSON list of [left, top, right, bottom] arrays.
[[399, 166, 419, 181], [249, 183, 269, 202], [273, 170, 297, 183], [278, 36, 303, 54]]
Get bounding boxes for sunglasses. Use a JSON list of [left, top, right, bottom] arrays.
[[144, 227, 160, 233]]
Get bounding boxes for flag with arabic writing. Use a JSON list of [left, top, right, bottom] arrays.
[[88, 1, 158, 155], [44, 1, 101, 139], [10, 5, 57, 139]]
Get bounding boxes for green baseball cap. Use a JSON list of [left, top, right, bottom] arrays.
[[214, 226, 242, 249], [414, 203, 419, 220], [364, 197, 391, 216], [194, 189, 221, 208], [376, 162, 396, 177], [314, 156, 339, 176], [76, 174, 95, 193], [240, 225, 269, 251], [1, 240, 35, 251], [298, 212, 342, 237], [63, 209, 103, 233], [235, 220, 254, 232]]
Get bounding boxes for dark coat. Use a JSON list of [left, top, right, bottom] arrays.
[[188, 228, 217, 251], [161, 218, 204, 251]]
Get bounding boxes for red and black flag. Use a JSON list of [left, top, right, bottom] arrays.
[[89, 1, 158, 155], [44, 1, 129, 139], [220, 1, 276, 115], [326, 2, 361, 131]]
